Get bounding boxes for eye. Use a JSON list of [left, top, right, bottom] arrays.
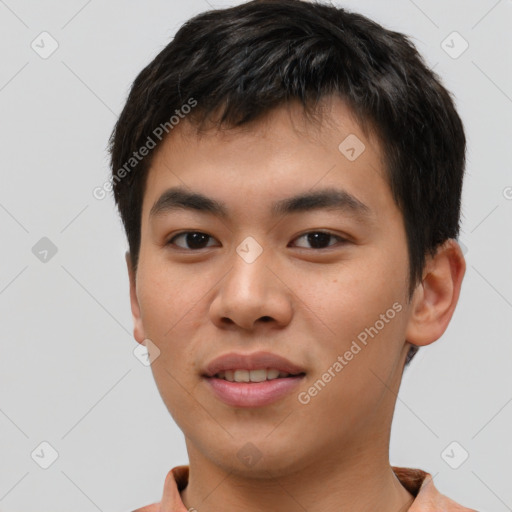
[[166, 230, 348, 251], [291, 231, 347, 249], [167, 231, 218, 250]]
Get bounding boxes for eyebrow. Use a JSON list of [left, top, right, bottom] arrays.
[[149, 186, 373, 221]]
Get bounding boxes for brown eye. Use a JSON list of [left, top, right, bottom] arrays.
[[166, 230, 348, 251], [292, 231, 347, 249], [168, 231, 218, 250]]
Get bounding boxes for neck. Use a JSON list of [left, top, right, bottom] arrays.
[[180, 440, 414, 512]]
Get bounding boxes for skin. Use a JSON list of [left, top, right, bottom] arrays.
[[126, 96, 466, 512]]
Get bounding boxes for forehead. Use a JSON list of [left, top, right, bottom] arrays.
[[141, 98, 392, 223]]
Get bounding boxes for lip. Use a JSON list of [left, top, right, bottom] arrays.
[[202, 350, 306, 377], [204, 375, 305, 408]]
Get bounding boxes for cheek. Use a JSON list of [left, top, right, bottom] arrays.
[[139, 277, 203, 427], [309, 262, 401, 338], [135, 258, 215, 395], [150, 359, 202, 434], [304, 250, 408, 382], [137, 261, 213, 341], [296, 300, 407, 443]]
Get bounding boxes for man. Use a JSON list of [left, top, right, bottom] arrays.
[[108, 1, 476, 510]]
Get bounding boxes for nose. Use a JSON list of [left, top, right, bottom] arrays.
[[209, 246, 294, 331]]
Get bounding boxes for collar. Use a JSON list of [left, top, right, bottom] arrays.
[[132, 465, 476, 512]]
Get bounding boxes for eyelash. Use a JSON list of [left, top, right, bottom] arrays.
[[166, 230, 349, 251]]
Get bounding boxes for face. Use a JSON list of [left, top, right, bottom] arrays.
[[128, 97, 416, 476]]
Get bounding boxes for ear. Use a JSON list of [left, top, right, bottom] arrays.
[[405, 239, 466, 347], [125, 251, 146, 344]]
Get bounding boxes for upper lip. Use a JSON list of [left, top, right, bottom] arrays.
[[202, 351, 306, 377]]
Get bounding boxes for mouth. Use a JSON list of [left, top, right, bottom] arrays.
[[201, 351, 307, 407]]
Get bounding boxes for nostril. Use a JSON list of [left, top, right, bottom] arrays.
[[260, 316, 272, 322]]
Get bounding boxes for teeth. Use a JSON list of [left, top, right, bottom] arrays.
[[215, 368, 291, 382], [234, 369, 250, 382]]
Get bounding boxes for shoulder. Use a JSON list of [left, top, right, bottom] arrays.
[[392, 466, 478, 511], [129, 465, 189, 512], [408, 470, 478, 512]]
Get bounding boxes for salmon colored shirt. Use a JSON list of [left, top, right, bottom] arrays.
[[132, 465, 477, 511]]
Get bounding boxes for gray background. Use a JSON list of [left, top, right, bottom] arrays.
[[0, 0, 511, 511]]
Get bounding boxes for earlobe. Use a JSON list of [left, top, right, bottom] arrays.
[[125, 251, 146, 344], [405, 239, 466, 347]]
